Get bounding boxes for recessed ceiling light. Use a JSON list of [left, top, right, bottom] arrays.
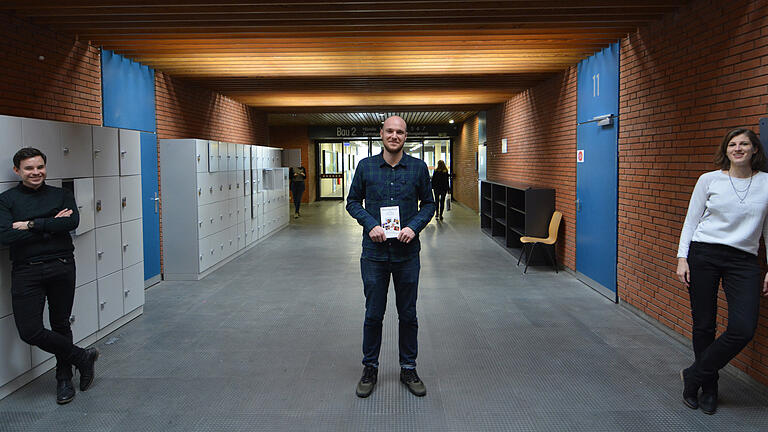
[[449, 119, 455, 124]]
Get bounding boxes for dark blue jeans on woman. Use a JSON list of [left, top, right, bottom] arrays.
[[290, 182, 305, 214], [686, 242, 762, 385], [360, 256, 420, 369]]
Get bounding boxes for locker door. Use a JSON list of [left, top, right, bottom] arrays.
[[21, 118, 62, 179], [216, 171, 228, 202], [71, 281, 98, 343], [118, 129, 141, 176], [198, 236, 214, 272], [95, 224, 122, 278], [0, 249, 11, 318], [197, 172, 215, 206], [92, 126, 120, 177], [97, 270, 123, 329], [0, 116, 22, 181], [244, 212, 252, 245], [227, 198, 237, 228], [120, 175, 143, 222], [236, 144, 245, 171], [208, 140, 219, 173], [235, 171, 243, 197], [140, 132, 161, 286], [226, 142, 235, 171], [73, 178, 95, 235], [59, 123, 94, 178], [216, 200, 227, 231], [198, 203, 215, 239], [121, 219, 144, 268], [0, 314, 32, 386], [244, 170, 252, 196], [227, 170, 237, 199], [73, 229, 97, 287], [122, 262, 145, 313], [94, 176, 121, 227], [237, 195, 245, 224], [195, 139, 208, 173]]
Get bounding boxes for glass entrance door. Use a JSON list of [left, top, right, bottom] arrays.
[[318, 140, 370, 200]]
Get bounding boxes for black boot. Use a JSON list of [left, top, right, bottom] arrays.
[[76, 348, 100, 391], [680, 367, 700, 410], [700, 378, 718, 415], [56, 379, 75, 405]]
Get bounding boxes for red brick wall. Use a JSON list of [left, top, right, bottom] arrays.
[[269, 126, 316, 203], [486, 68, 578, 270], [0, 12, 101, 124], [619, 0, 768, 384], [453, 116, 479, 211], [155, 72, 269, 271]]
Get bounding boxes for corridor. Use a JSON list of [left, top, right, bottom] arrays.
[[1, 201, 767, 431]]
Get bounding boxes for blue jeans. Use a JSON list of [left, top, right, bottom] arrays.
[[291, 182, 305, 214], [687, 242, 762, 384], [360, 256, 420, 369]]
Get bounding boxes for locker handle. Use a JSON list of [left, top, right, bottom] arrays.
[[94, 149, 101, 154], [100, 301, 107, 309], [121, 150, 127, 155], [210, 218, 214, 223], [69, 315, 75, 324], [199, 255, 203, 260], [210, 249, 214, 255], [122, 197, 127, 207], [198, 221, 202, 226], [197, 155, 201, 162], [96, 200, 102, 212], [63, 147, 70, 154], [124, 290, 130, 297], [219, 185, 223, 191], [209, 186, 213, 193], [123, 243, 129, 249], [97, 251, 103, 257]]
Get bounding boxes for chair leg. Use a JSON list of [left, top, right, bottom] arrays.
[[544, 244, 558, 273], [523, 243, 537, 274], [517, 244, 526, 266], [552, 244, 559, 273]]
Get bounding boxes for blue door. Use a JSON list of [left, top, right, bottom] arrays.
[[140, 132, 161, 287], [576, 43, 619, 302]]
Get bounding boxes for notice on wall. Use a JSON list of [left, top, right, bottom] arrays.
[[501, 138, 508, 154], [577, 149, 585, 163], [380, 206, 401, 238]]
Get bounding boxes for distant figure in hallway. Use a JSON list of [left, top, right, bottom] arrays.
[[0, 148, 100, 405], [431, 160, 450, 221], [676, 128, 768, 415], [290, 165, 306, 218], [346, 115, 435, 398]]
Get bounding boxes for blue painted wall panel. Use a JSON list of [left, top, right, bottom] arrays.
[[101, 49, 156, 133]]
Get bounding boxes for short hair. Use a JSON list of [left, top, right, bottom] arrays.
[[13, 147, 47, 169], [714, 128, 765, 171]]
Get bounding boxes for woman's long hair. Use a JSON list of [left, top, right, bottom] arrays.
[[436, 160, 448, 173], [714, 128, 765, 171]]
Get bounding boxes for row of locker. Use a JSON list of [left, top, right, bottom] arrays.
[[193, 139, 283, 173], [0, 115, 141, 181], [196, 168, 286, 206], [198, 190, 289, 240], [0, 262, 144, 387]]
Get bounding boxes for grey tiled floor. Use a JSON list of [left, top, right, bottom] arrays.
[[1, 201, 767, 431]]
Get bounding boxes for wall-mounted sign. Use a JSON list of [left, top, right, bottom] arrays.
[[501, 138, 507, 154], [577, 149, 585, 163], [308, 124, 459, 139]]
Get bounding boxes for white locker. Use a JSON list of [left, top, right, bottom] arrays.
[[122, 262, 144, 314], [195, 139, 208, 173], [199, 236, 215, 272], [97, 270, 123, 329], [234, 171, 243, 197], [0, 115, 22, 181], [73, 229, 97, 287], [226, 142, 235, 171], [95, 224, 122, 278], [21, 118, 61, 179], [197, 172, 216, 206], [236, 195, 245, 224], [119, 175, 143, 222], [208, 140, 219, 173], [248, 145, 256, 171], [94, 176, 121, 228], [197, 202, 215, 239], [225, 227, 236, 257], [0, 314, 32, 386], [59, 123, 94, 178], [244, 170, 252, 196], [71, 281, 98, 343], [226, 198, 237, 228], [121, 219, 144, 268], [236, 144, 245, 171], [92, 126, 120, 177], [216, 172, 228, 200], [227, 171, 236, 199], [237, 222, 245, 251], [118, 130, 141, 176], [73, 178, 95, 235], [0, 249, 11, 318]]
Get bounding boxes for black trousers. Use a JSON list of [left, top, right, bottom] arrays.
[[687, 242, 762, 384], [291, 182, 305, 214], [11, 257, 85, 380], [433, 189, 447, 217]]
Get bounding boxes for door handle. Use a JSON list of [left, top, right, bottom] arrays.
[[575, 199, 582, 212]]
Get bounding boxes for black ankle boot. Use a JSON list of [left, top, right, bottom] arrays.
[[700, 379, 718, 415], [56, 379, 75, 405], [76, 348, 100, 391], [680, 368, 700, 410]]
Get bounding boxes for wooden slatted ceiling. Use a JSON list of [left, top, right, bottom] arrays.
[[2, 0, 689, 125], [269, 111, 476, 127]]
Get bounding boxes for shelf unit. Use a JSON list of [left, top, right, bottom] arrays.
[[480, 180, 555, 265]]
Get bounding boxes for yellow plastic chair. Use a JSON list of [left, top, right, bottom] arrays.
[[517, 211, 562, 274]]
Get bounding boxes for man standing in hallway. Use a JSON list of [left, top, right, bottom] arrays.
[[0, 148, 99, 405], [346, 116, 435, 398]]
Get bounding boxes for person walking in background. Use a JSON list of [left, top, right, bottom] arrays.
[[289, 165, 306, 218], [431, 160, 450, 221], [676, 128, 768, 415], [0, 148, 100, 405], [346, 115, 435, 398]]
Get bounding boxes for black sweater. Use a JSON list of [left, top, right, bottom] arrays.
[[431, 170, 450, 192], [0, 182, 79, 263]]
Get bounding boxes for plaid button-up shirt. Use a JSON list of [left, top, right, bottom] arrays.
[[346, 152, 435, 262]]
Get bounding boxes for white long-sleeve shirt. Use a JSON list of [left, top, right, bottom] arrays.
[[678, 170, 768, 261]]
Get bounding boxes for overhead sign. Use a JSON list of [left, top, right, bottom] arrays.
[[308, 124, 459, 138]]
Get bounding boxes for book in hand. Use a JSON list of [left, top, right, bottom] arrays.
[[380, 206, 401, 239]]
